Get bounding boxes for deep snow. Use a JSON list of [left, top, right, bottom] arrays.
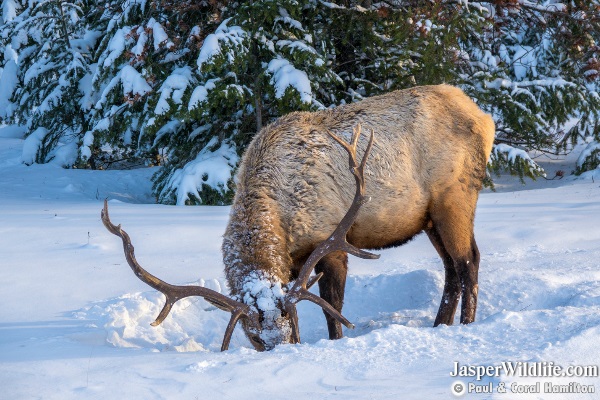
[[0, 126, 599, 399]]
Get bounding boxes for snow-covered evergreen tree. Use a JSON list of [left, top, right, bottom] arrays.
[[459, 0, 600, 181], [315, 1, 600, 182], [88, 0, 339, 204], [0, 0, 96, 165], [151, 0, 340, 205], [0, 0, 22, 121], [81, 0, 209, 170], [569, 0, 600, 175]]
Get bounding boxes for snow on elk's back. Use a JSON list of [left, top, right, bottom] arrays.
[[1, 133, 600, 398]]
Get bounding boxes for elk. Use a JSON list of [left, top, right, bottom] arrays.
[[102, 84, 495, 352]]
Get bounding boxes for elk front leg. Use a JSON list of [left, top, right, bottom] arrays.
[[315, 251, 349, 340]]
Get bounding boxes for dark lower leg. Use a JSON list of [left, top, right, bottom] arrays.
[[434, 266, 461, 326], [315, 251, 348, 340], [427, 227, 461, 326], [428, 188, 481, 325], [458, 241, 480, 324], [459, 276, 478, 324]]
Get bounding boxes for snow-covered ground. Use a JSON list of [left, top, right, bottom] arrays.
[[1, 126, 599, 399]]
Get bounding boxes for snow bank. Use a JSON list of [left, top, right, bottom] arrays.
[[75, 278, 231, 352], [0, 124, 25, 138], [50, 140, 79, 166]]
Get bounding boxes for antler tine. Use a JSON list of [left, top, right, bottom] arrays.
[[327, 125, 359, 169], [350, 123, 361, 151], [360, 127, 375, 173], [284, 126, 380, 344], [101, 200, 255, 351]]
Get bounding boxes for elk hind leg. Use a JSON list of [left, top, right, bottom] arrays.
[[315, 251, 348, 340], [461, 236, 480, 324], [430, 192, 480, 325], [427, 226, 461, 326]]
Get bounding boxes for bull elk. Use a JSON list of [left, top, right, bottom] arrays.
[[101, 84, 495, 351]]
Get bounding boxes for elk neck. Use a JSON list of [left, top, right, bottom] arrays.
[[222, 183, 294, 301]]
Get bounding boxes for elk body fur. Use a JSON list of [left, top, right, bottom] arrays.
[[222, 84, 495, 350]]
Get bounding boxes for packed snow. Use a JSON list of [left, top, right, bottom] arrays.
[[0, 126, 599, 399]]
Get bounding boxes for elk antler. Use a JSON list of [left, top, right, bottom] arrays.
[[283, 124, 380, 344], [101, 200, 257, 351]]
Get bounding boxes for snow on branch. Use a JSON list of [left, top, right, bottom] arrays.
[[147, 18, 174, 51], [21, 127, 49, 165], [267, 58, 312, 104], [154, 67, 194, 116], [517, 0, 567, 13], [0, 59, 18, 118], [197, 19, 248, 72], [485, 77, 575, 91], [95, 65, 152, 109], [577, 142, 600, 170], [107, 0, 147, 32], [491, 143, 546, 180], [188, 79, 218, 111], [163, 138, 239, 206], [2, 0, 17, 23], [102, 27, 129, 68]]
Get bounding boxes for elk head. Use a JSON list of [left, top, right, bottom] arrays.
[[101, 126, 379, 351]]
